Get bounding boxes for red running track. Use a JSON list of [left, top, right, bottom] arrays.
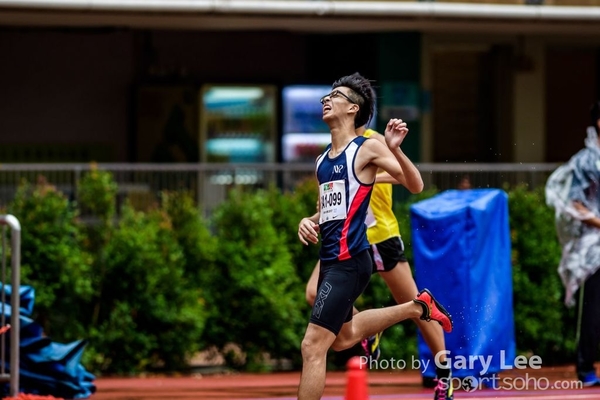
[[90, 365, 600, 400]]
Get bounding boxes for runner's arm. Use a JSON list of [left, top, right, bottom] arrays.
[[367, 130, 423, 193], [299, 197, 320, 246]]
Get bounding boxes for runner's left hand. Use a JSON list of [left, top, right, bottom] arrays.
[[384, 118, 409, 149]]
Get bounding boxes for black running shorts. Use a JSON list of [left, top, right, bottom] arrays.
[[369, 236, 408, 273], [309, 250, 373, 335]]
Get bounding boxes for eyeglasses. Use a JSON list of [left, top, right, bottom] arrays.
[[320, 90, 356, 105]]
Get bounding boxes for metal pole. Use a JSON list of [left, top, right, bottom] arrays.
[[0, 215, 20, 397], [1, 225, 6, 378], [9, 225, 19, 397]]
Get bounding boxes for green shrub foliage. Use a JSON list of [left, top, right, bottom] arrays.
[[160, 191, 217, 289], [88, 204, 207, 373], [8, 178, 94, 340], [265, 180, 320, 282], [206, 188, 305, 371], [76, 169, 118, 331], [77, 168, 118, 223]]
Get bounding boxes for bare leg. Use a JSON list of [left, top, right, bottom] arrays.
[[305, 260, 320, 306], [298, 323, 336, 400], [332, 301, 422, 351], [379, 261, 447, 363]]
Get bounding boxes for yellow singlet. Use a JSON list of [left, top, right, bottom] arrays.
[[363, 129, 401, 244]]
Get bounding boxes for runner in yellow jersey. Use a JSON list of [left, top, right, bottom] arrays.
[[305, 126, 454, 400]]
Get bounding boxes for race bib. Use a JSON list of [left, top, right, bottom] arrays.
[[319, 180, 347, 224]]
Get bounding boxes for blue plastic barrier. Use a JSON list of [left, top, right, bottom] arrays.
[[410, 189, 516, 382]]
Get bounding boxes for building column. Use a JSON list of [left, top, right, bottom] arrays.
[[377, 32, 422, 162], [513, 37, 546, 162]]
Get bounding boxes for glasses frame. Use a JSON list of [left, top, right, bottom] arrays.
[[320, 90, 356, 105]]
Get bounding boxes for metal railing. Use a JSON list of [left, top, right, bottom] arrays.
[[0, 215, 20, 397], [0, 163, 560, 216]]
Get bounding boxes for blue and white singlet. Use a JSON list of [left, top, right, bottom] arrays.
[[315, 136, 373, 263]]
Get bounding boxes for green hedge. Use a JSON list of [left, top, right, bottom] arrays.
[[1, 174, 575, 374], [9, 179, 94, 340]]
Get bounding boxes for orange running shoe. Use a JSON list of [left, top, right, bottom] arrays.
[[414, 289, 453, 333]]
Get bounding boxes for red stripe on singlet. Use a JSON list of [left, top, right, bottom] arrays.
[[338, 184, 371, 260]]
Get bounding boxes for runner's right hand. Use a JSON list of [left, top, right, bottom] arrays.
[[298, 218, 320, 245]]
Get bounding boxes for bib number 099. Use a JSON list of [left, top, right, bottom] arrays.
[[322, 192, 343, 207]]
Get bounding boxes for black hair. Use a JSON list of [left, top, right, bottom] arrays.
[[332, 72, 376, 129], [591, 101, 600, 133]]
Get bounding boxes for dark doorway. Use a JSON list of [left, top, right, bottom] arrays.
[[545, 48, 598, 162]]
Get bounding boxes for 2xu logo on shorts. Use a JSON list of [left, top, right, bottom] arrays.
[[313, 282, 332, 319]]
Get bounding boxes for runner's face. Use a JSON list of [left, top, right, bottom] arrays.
[[320, 89, 356, 106], [321, 87, 357, 122]]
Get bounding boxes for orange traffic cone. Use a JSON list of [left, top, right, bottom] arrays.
[[345, 356, 368, 400]]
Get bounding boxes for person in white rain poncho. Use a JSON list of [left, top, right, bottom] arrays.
[[545, 101, 600, 386]]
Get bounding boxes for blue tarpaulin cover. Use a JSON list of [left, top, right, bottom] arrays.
[[410, 189, 516, 379], [1, 284, 96, 398]]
